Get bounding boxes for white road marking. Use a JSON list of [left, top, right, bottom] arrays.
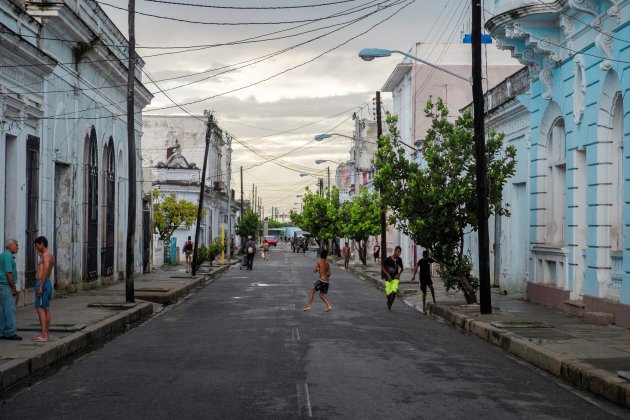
[[296, 382, 313, 417], [292, 327, 300, 343]]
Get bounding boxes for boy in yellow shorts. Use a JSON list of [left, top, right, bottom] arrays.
[[382, 246, 403, 312]]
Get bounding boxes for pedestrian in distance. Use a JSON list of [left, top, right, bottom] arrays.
[[382, 246, 404, 312], [373, 241, 381, 265], [245, 236, 256, 270], [342, 242, 351, 270], [183, 236, 194, 273], [412, 250, 437, 314], [0, 239, 22, 340], [304, 249, 333, 312], [263, 239, 270, 261], [33, 236, 55, 342]]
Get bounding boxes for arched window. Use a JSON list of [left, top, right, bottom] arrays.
[[546, 118, 566, 244], [101, 137, 115, 276], [84, 126, 98, 281]]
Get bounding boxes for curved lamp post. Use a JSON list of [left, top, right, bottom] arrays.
[[359, 43, 490, 314]]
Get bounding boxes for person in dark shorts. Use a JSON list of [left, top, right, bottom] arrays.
[[304, 250, 333, 312], [382, 246, 404, 311], [342, 242, 351, 270], [412, 250, 436, 314]]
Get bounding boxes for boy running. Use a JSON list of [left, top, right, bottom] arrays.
[[412, 251, 437, 314], [304, 250, 333, 312], [342, 242, 351, 270], [382, 246, 404, 311]]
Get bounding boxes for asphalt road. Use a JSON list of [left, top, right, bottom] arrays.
[[1, 247, 624, 419]]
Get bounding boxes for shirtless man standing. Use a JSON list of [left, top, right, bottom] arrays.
[[303, 249, 333, 312], [33, 236, 55, 342]]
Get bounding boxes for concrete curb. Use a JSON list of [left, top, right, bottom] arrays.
[[428, 303, 630, 409], [137, 262, 236, 305], [0, 302, 153, 394]]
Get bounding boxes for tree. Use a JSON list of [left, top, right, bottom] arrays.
[[235, 209, 262, 240], [152, 189, 199, 241], [373, 99, 516, 303], [339, 188, 381, 265], [298, 187, 343, 249]]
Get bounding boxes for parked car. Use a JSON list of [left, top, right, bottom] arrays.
[[264, 236, 278, 246]]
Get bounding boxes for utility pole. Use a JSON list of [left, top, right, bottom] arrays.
[[240, 166, 244, 247], [327, 166, 331, 198], [376, 91, 387, 273], [125, 0, 136, 303], [472, 0, 491, 314], [192, 112, 214, 276]]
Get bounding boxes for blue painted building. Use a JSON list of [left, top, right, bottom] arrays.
[[486, 0, 630, 326]]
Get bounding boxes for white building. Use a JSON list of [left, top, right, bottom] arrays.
[[0, 0, 153, 296], [142, 114, 237, 264]]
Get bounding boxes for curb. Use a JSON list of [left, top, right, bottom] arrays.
[[428, 303, 630, 409], [137, 262, 236, 304], [0, 302, 153, 394]]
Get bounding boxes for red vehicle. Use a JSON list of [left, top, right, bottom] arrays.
[[264, 236, 278, 247]]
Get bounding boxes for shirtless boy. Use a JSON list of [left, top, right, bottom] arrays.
[[304, 250, 333, 312], [33, 236, 55, 342]]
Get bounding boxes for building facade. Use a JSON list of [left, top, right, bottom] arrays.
[[0, 0, 152, 297], [486, 0, 630, 326], [142, 114, 237, 264]]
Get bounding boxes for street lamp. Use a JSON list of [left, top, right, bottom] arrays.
[[359, 48, 472, 84], [315, 132, 416, 151], [359, 41, 490, 314]]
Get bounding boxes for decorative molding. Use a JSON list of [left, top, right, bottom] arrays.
[[595, 32, 613, 70], [540, 68, 554, 100], [603, 0, 621, 23], [568, 0, 601, 28], [573, 55, 586, 124], [559, 15, 575, 53]]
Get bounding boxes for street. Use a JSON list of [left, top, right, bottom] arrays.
[[0, 247, 621, 419]]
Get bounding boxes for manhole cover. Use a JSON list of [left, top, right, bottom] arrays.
[[491, 321, 550, 329], [18, 323, 86, 332]]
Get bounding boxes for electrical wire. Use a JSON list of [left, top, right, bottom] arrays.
[[98, 0, 395, 26], [144, 0, 361, 9], [37, 0, 415, 120]]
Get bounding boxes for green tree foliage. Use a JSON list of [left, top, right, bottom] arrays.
[[339, 188, 381, 265], [268, 219, 291, 229], [152, 189, 200, 241], [288, 210, 303, 228], [373, 99, 516, 303], [235, 209, 262, 239], [297, 187, 343, 247]]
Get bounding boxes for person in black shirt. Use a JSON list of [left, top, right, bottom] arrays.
[[412, 250, 436, 314], [382, 246, 404, 311]]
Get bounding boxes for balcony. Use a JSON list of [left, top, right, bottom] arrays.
[[487, 0, 560, 17]]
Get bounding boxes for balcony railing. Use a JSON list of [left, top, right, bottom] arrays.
[[488, 0, 560, 16]]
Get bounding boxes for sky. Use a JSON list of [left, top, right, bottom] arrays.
[[102, 0, 514, 217]]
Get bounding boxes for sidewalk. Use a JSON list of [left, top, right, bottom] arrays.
[[0, 259, 238, 394], [341, 260, 630, 409]]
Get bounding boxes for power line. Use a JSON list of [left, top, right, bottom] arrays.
[[97, 0, 396, 25], [144, 0, 361, 9], [38, 0, 415, 120]]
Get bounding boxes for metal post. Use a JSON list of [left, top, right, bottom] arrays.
[[327, 166, 331, 198], [472, 1, 491, 314], [125, 0, 136, 303]]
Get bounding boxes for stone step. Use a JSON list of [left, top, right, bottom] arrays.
[[584, 311, 615, 326]]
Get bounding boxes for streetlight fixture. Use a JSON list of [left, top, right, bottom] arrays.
[[359, 48, 472, 84], [359, 40, 490, 314], [315, 132, 416, 151]]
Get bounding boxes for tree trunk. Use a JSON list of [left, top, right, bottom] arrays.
[[358, 239, 368, 265], [458, 272, 478, 304]]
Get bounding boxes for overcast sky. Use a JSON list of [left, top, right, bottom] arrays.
[[103, 0, 516, 216]]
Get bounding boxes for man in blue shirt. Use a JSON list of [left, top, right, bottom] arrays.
[[0, 239, 22, 340]]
